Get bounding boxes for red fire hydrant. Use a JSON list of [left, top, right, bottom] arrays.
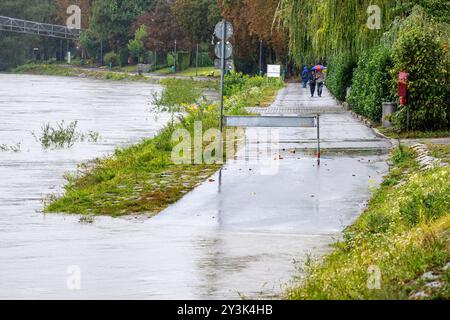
[[398, 71, 409, 110]]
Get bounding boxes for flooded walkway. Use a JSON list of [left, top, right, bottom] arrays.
[[0, 76, 390, 299]]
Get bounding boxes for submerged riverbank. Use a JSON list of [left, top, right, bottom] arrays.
[[8, 63, 220, 86], [288, 145, 450, 300]]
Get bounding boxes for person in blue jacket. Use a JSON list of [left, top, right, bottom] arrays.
[[301, 66, 309, 88]]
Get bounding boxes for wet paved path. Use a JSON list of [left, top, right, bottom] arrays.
[[0, 77, 390, 299], [145, 83, 391, 297]]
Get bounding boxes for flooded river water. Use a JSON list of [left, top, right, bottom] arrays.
[[0, 74, 388, 299]]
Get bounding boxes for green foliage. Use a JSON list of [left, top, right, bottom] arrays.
[[277, 0, 398, 63], [104, 52, 120, 67], [118, 47, 130, 66], [398, 0, 450, 24], [223, 72, 266, 96], [167, 52, 191, 71], [288, 147, 450, 300], [222, 72, 284, 115], [151, 78, 202, 112], [79, 31, 100, 61], [90, 0, 155, 46], [45, 110, 221, 216], [348, 46, 394, 123], [173, 0, 221, 44], [197, 52, 214, 67], [277, 0, 449, 65], [390, 7, 450, 131], [46, 74, 284, 216], [127, 25, 148, 62], [326, 53, 356, 101], [0, 0, 58, 70], [32, 120, 99, 149]]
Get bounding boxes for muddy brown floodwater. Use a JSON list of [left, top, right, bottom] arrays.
[[0, 74, 389, 299]]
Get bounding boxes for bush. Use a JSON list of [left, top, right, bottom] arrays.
[[326, 53, 356, 101], [223, 72, 266, 96], [79, 31, 100, 60], [152, 78, 202, 112], [118, 47, 129, 66], [104, 52, 120, 67], [390, 7, 450, 131], [348, 46, 394, 123], [197, 52, 213, 67], [167, 52, 191, 71]]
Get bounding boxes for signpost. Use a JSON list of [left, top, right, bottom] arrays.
[[267, 64, 281, 78], [214, 41, 233, 60], [214, 20, 234, 149], [214, 59, 233, 71]]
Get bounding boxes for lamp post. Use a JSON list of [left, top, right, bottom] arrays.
[[174, 39, 177, 72], [196, 43, 199, 77], [259, 40, 263, 76]]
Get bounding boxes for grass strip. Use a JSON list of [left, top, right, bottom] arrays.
[[287, 146, 450, 300]]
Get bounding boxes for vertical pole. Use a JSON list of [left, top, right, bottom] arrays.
[[174, 40, 177, 72], [317, 114, 321, 165], [100, 40, 103, 66], [66, 40, 69, 63], [196, 43, 199, 77], [219, 20, 227, 159], [259, 40, 263, 76], [60, 39, 63, 61]]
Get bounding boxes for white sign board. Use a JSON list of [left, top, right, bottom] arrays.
[[267, 64, 281, 78]]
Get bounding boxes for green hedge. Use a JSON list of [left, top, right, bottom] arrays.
[[390, 7, 449, 131], [326, 53, 356, 101], [118, 47, 129, 66], [348, 46, 393, 123], [223, 72, 267, 96], [104, 52, 120, 67], [197, 52, 213, 67]]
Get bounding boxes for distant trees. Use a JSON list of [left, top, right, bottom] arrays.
[[0, 0, 289, 73], [0, 0, 58, 70], [133, 0, 190, 52], [89, 0, 155, 49], [127, 25, 147, 63], [172, 0, 221, 44], [218, 0, 288, 73]]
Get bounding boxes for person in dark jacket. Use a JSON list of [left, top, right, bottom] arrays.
[[309, 70, 317, 97], [301, 66, 309, 88]]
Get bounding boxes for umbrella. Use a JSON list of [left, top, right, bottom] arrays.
[[312, 65, 327, 71]]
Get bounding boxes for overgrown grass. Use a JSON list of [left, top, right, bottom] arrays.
[[12, 63, 79, 77], [287, 146, 450, 300], [223, 72, 284, 115], [45, 73, 283, 216], [152, 67, 219, 77], [45, 111, 222, 216], [428, 144, 450, 164]]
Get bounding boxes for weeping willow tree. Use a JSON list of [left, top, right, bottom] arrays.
[[276, 0, 407, 64]]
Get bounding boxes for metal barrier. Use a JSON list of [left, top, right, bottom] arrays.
[[223, 115, 321, 162], [0, 15, 81, 40]]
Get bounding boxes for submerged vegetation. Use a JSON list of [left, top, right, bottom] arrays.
[[45, 73, 283, 216], [0, 142, 22, 153], [288, 146, 450, 300]]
